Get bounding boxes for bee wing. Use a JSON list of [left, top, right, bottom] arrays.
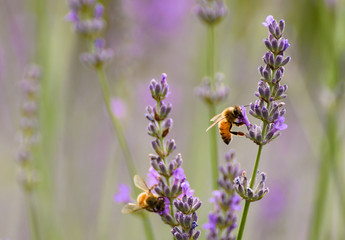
[[206, 116, 226, 132], [134, 175, 149, 192], [121, 203, 143, 214], [210, 113, 222, 122]]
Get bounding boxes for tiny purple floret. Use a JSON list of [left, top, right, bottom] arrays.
[[114, 183, 131, 203]]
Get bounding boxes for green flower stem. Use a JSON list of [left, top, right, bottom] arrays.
[[208, 104, 219, 189], [308, 102, 344, 240], [236, 142, 264, 240], [95, 67, 155, 240], [207, 23, 219, 189], [25, 192, 41, 240], [207, 24, 215, 89]]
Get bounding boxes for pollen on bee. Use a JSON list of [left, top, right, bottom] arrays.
[[137, 192, 148, 207]]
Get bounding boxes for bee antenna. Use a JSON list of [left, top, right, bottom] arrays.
[[242, 104, 250, 107]]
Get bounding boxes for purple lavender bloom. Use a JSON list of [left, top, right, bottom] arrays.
[[195, 73, 229, 105], [114, 183, 131, 204], [246, 15, 290, 145], [204, 150, 241, 240], [262, 15, 274, 27], [239, 106, 251, 127], [147, 166, 160, 187], [145, 74, 201, 237], [17, 64, 42, 192], [66, 0, 105, 35], [80, 38, 113, 68], [195, 0, 228, 25]]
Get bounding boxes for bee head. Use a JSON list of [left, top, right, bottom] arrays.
[[233, 105, 243, 118]]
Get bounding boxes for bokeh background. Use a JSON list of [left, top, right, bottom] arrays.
[[1, 0, 345, 239]]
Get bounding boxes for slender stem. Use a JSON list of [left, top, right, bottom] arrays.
[[24, 192, 41, 240], [208, 104, 219, 189], [96, 67, 137, 180], [236, 143, 264, 240], [308, 104, 339, 240], [207, 24, 215, 87], [95, 67, 155, 240], [206, 23, 219, 189]]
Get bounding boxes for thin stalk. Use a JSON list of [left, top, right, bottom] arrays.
[[24, 192, 41, 240], [308, 104, 340, 240], [207, 24, 215, 89], [95, 67, 155, 240], [206, 23, 218, 189], [208, 104, 219, 189], [236, 143, 264, 240]]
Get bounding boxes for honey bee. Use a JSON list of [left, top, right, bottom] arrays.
[[121, 175, 165, 214], [206, 105, 245, 144]]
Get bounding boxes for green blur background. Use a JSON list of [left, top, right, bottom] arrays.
[[1, 0, 345, 239]]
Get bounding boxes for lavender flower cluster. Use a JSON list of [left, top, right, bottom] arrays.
[[195, 0, 227, 25], [233, 171, 269, 202], [246, 15, 290, 145], [204, 151, 241, 240], [146, 74, 201, 239], [17, 65, 41, 192], [195, 73, 229, 105], [66, 0, 113, 68]]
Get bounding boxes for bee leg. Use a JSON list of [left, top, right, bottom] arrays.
[[233, 122, 245, 126], [230, 131, 245, 136]]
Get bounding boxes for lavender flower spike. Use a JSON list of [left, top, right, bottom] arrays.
[[195, 0, 228, 25], [246, 15, 290, 145], [204, 150, 241, 240], [146, 74, 201, 238]]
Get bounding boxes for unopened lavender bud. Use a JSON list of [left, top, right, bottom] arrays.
[[147, 122, 158, 137], [263, 69, 270, 81], [175, 154, 183, 167], [262, 107, 269, 120], [258, 85, 265, 97], [151, 160, 159, 171], [277, 19, 284, 32], [164, 186, 171, 197], [271, 38, 278, 52], [168, 161, 175, 173], [280, 108, 286, 116], [152, 139, 164, 158], [161, 118, 173, 137], [158, 162, 168, 175], [268, 52, 274, 66], [275, 68, 283, 81], [256, 132, 262, 143], [166, 139, 176, 155], [173, 232, 183, 240], [247, 188, 254, 198], [264, 87, 270, 100], [258, 66, 264, 75], [249, 129, 255, 139], [281, 56, 291, 66], [275, 26, 281, 38], [264, 39, 272, 51], [274, 55, 283, 68], [254, 105, 261, 117], [184, 215, 192, 228], [161, 86, 168, 98], [193, 230, 201, 239], [154, 84, 161, 98], [268, 24, 275, 36], [192, 201, 202, 212], [275, 86, 284, 98]]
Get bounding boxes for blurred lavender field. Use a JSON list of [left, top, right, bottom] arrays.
[[1, 0, 345, 240]]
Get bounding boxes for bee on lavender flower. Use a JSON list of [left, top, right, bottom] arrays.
[[206, 105, 246, 144], [121, 175, 165, 214]]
